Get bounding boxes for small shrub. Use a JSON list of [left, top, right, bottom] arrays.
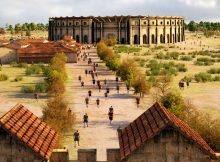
[[25, 64, 43, 75], [0, 74, 8, 81], [14, 76, 23, 82], [194, 72, 212, 82], [180, 56, 193, 61], [35, 83, 48, 93], [21, 85, 35, 93], [195, 57, 215, 66], [182, 75, 193, 82], [175, 63, 188, 72], [10, 61, 18, 67], [212, 76, 220, 81], [17, 62, 28, 68], [207, 68, 220, 74]]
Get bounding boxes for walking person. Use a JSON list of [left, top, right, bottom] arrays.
[[96, 98, 100, 108], [104, 92, 108, 99], [78, 75, 81, 82], [92, 79, 96, 85], [136, 97, 140, 108], [126, 84, 130, 94], [108, 110, 114, 125], [106, 87, 110, 94], [83, 113, 89, 128], [186, 80, 190, 88], [88, 90, 92, 97], [116, 84, 120, 93], [97, 80, 100, 86], [109, 106, 114, 113], [85, 97, 89, 108], [98, 84, 102, 92], [81, 81, 84, 87], [85, 69, 88, 76], [116, 76, 119, 83], [104, 79, 107, 85], [74, 130, 80, 147]]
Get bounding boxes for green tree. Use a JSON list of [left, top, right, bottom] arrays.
[[188, 21, 198, 32]]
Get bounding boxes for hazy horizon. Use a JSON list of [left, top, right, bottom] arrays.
[[0, 0, 220, 26]]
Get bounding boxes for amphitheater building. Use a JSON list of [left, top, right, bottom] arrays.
[[48, 16, 185, 45]]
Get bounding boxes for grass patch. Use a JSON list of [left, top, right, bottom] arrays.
[[0, 74, 8, 81]]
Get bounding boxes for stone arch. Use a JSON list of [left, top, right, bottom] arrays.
[[134, 35, 139, 44], [121, 38, 125, 44], [84, 35, 88, 44], [152, 34, 155, 44], [167, 34, 170, 43], [160, 34, 164, 43], [143, 34, 147, 44], [76, 35, 80, 43]]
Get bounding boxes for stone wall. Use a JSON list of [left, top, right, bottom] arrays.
[[76, 128, 217, 162], [0, 47, 16, 64], [122, 128, 212, 162], [50, 149, 69, 162], [0, 128, 44, 162]]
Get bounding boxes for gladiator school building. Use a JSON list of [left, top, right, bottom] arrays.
[[48, 16, 185, 45]]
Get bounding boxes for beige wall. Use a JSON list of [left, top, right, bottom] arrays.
[[0, 47, 17, 64], [0, 128, 43, 162]]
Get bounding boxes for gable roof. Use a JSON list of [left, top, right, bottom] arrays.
[[0, 103, 58, 161], [118, 102, 217, 160]]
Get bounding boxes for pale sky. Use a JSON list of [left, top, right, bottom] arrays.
[[0, 0, 219, 26]]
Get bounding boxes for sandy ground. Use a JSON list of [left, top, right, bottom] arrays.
[[64, 48, 153, 161]]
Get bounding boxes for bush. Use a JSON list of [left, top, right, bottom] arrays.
[[194, 72, 212, 82], [17, 62, 28, 68], [180, 56, 193, 61], [182, 75, 193, 82], [21, 85, 35, 93], [25, 64, 42, 75], [195, 57, 215, 66], [155, 52, 180, 60], [35, 83, 48, 93], [14, 76, 23, 82], [212, 76, 220, 81], [10, 61, 18, 67], [207, 68, 220, 74], [175, 63, 188, 72], [10, 61, 28, 68], [0, 74, 8, 81]]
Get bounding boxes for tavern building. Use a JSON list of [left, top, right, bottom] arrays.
[[48, 15, 185, 45]]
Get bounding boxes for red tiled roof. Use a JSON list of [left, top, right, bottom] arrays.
[[118, 102, 217, 160], [17, 46, 77, 55], [0, 104, 58, 160]]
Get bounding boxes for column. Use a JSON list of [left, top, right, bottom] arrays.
[[139, 19, 143, 45]]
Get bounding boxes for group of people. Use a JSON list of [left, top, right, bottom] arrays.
[[179, 80, 190, 90], [73, 105, 115, 147]]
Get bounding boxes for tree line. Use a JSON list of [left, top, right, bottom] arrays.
[[0, 23, 48, 35], [186, 21, 220, 36]]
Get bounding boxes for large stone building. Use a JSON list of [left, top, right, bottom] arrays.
[[48, 16, 185, 45]]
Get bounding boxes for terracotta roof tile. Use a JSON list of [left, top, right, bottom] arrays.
[[0, 104, 58, 160], [118, 102, 217, 160]]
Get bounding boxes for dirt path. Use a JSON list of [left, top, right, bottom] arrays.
[[64, 48, 153, 161]]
